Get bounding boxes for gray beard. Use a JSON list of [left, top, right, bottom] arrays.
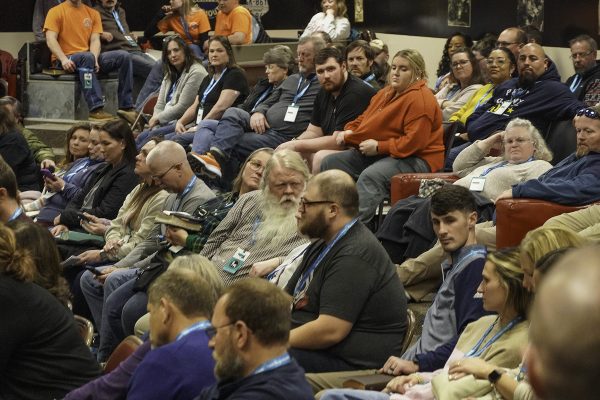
[[256, 189, 301, 248]]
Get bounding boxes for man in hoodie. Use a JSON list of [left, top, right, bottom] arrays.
[[446, 43, 583, 168], [565, 34, 600, 107]]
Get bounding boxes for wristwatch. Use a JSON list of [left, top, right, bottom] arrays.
[[488, 369, 504, 384]]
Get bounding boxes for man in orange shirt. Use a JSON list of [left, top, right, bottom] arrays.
[[205, 0, 252, 49], [44, 0, 135, 120]]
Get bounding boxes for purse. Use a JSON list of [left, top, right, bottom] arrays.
[[132, 252, 171, 292]]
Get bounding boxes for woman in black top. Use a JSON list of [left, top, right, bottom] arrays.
[[51, 120, 138, 235], [162, 36, 249, 149]]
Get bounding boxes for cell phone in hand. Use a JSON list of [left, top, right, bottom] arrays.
[[41, 168, 56, 180], [77, 212, 91, 222], [84, 265, 103, 276]]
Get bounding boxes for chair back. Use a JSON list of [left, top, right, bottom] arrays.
[[74, 315, 94, 347], [442, 121, 460, 168], [400, 308, 417, 354], [544, 119, 576, 165], [104, 335, 143, 373]]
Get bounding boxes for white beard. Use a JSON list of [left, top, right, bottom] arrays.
[[256, 189, 301, 248]]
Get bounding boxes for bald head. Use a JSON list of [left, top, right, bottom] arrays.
[[528, 245, 600, 400], [518, 43, 548, 87], [310, 170, 358, 217], [147, 141, 194, 193], [497, 27, 527, 58]]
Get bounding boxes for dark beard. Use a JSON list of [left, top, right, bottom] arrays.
[[518, 72, 537, 88], [299, 209, 328, 239], [214, 344, 245, 382]]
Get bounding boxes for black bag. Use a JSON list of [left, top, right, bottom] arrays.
[[132, 253, 170, 293]]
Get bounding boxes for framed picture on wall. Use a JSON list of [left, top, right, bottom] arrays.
[[517, 0, 544, 31], [448, 0, 471, 27]]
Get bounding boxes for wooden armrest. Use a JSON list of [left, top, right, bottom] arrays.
[[390, 173, 459, 205]]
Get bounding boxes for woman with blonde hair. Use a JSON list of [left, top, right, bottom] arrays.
[[324, 48, 445, 225], [301, 0, 350, 41]]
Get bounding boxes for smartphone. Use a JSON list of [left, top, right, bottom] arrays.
[[77, 212, 91, 222], [41, 168, 56, 180], [84, 265, 103, 276]]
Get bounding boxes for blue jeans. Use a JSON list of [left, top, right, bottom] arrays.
[[98, 50, 134, 109], [135, 122, 176, 149], [80, 267, 138, 362], [321, 149, 430, 224], [135, 59, 163, 111], [319, 389, 389, 400], [445, 142, 470, 171], [104, 278, 148, 350], [130, 50, 155, 79], [191, 119, 220, 153]]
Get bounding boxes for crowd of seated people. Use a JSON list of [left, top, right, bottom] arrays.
[[3, 2, 600, 398]]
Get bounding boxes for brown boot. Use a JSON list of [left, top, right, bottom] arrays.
[[89, 108, 115, 120]]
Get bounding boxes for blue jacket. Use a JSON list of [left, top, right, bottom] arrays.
[[466, 61, 583, 141], [512, 152, 600, 205]]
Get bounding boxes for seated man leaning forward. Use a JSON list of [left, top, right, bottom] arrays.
[[127, 269, 219, 400], [194, 279, 314, 400], [307, 185, 487, 393], [200, 149, 309, 286], [286, 170, 408, 373]]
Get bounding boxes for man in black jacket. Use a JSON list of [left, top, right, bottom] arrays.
[[565, 34, 600, 107]]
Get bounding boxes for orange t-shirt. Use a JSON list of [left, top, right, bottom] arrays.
[[44, 1, 102, 58], [157, 9, 210, 44], [215, 5, 252, 44]]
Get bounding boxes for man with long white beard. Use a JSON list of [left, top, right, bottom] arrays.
[[201, 149, 310, 286]]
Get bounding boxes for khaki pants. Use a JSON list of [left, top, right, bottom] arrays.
[[306, 369, 378, 397], [543, 205, 600, 241]]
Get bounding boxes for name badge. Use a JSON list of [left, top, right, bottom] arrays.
[[196, 107, 204, 124], [469, 177, 486, 192], [169, 245, 184, 254], [83, 72, 93, 89], [284, 105, 300, 122], [124, 35, 137, 47], [492, 100, 512, 115], [223, 247, 250, 274]]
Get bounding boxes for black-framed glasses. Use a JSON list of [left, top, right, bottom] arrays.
[[299, 197, 335, 212], [205, 322, 234, 339], [570, 50, 593, 60], [496, 41, 517, 47], [576, 108, 600, 120], [152, 162, 181, 181]]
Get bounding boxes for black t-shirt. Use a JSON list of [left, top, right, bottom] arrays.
[[310, 74, 377, 136], [196, 67, 249, 119], [0, 129, 40, 192], [286, 222, 408, 369], [0, 276, 101, 400]]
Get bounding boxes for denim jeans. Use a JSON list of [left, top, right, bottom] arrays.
[[135, 59, 163, 111], [98, 50, 134, 109]]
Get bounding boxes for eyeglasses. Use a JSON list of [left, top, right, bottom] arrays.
[[451, 59, 470, 69], [247, 159, 266, 172], [486, 58, 508, 66], [504, 137, 531, 145], [299, 197, 334, 212], [205, 322, 234, 339], [576, 108, 600, 120], [570, 50, 593, 60], [496, 41, 517, 47], [151, 163, 181, 181]]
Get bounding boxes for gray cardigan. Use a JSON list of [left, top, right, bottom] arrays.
[[153, 62, 208, 124]]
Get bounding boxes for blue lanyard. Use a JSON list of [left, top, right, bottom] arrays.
[[64, 159, 90, 181], [248, 216, 261, 247], [445, 84, 460, 100], [251, 86, 273, 112], [167, 75, 181, 103], [569, 74, 582, 92], [176, 320, 211, 341], [172, 175, 197, 210], [465, 316, 523, 357], [364, 73, 376, 83], [180, 16, 194, 42], [479, 157, 534, 177], [266, 247, 307, 281], [252, 353, 292, 375], [201, 68, 228, 106], [8, 207, 23, 222], [474, 85, 495, 110], [292, 75, 316, 106], [293, 218, 357, 297], [112, 10, 126, 34], [445, 247, 487, 281]]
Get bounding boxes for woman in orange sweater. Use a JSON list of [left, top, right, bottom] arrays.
[[323, 49, 445, 225]]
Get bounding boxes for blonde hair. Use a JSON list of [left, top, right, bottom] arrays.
[[0, 226, 36, 282], [521, 227, 587, 270], [260, 149, 310, 190], [393, 49, 428, 82], [505, 118, 553, 162]]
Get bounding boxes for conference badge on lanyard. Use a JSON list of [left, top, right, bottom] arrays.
[[223, 247, 250, 274], [284, 105, 299, 122], [469, 177, 486, 192], [196, 107, 204, 124]]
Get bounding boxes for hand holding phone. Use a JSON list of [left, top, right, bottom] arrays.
[[41, 168, 57, 180]]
